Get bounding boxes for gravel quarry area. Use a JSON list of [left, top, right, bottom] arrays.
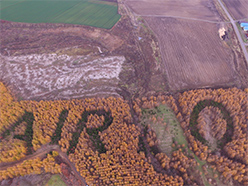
[[0, 54, 125, 100], [0, 17, 165, 100]]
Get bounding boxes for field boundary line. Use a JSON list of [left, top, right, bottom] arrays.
[[137, 15, 230, 24], [234, 17, 248, 22], [0, 0, 26, 11]]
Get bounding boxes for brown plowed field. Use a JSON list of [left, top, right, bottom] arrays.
[[145, 17, 239, 91], [124, 0, 222, 21], [222, 0, 248, 20]]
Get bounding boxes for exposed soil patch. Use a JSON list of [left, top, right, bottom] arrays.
[[125, 0, 223, 21], [0, 16, 164, 100], [123, 0, 248, 92], [145, 17, 241, 91], [0, 54, 124, 100], [222, 0, 248, 20], [0, 173, 52, 186]]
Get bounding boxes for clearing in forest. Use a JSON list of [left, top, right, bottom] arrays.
[[140, 104, 187, 157], [140, 104, 215, 186]]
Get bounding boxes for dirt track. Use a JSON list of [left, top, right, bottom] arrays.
[[0, 144, 88, 186], [218, 0, 248, 65], [123, 0, 248, 91]]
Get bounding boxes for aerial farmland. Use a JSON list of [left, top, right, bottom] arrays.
[[124, 0, 248, 91], [145, 17, 237, 91], [0, 0, 248, 186], [124, 0, 221, 21], [0, 0, 121, 29], [222, 0, 248, 20]]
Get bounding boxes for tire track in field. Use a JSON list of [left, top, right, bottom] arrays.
[[141, 14, 229, 24], [145, 17, 236, 91]]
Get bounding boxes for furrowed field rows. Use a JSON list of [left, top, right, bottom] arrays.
[[100, 13, 121, 28], [0, 1, 80, 23], [49, 2, 103, 24], [222, 0, 248, 20], [145, 17, 237, 91], [124, 0, 222, 21], [51, 2, 120, 28], [0, 0, 26, 9], [0, 0, 121, 29]]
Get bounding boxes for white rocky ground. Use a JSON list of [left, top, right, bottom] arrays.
[[0, 54, 125, 100]]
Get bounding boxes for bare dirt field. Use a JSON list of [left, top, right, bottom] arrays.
[[222, 0, 248, 20], [145, 17, 241, 91], [122, 0, 248, 91], [0, 17, 165, 100], [0, 21, 128, 100], [0, 54, 125, 100], [124, 0, 222, 21]]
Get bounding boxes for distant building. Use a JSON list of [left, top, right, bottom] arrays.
[[240, 22, 248, 28]]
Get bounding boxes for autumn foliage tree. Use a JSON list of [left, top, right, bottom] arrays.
[[0, 81, 247, 185]]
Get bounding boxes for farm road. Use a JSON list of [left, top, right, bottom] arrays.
[[217, 0, 248, 65], [139, 15, 228, 24], [123, 0, 248, 65], [0, 144, 88, 186]]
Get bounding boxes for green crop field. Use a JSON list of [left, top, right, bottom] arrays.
[[45, 175, 67, 186], [0, 0, 121, 29]]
